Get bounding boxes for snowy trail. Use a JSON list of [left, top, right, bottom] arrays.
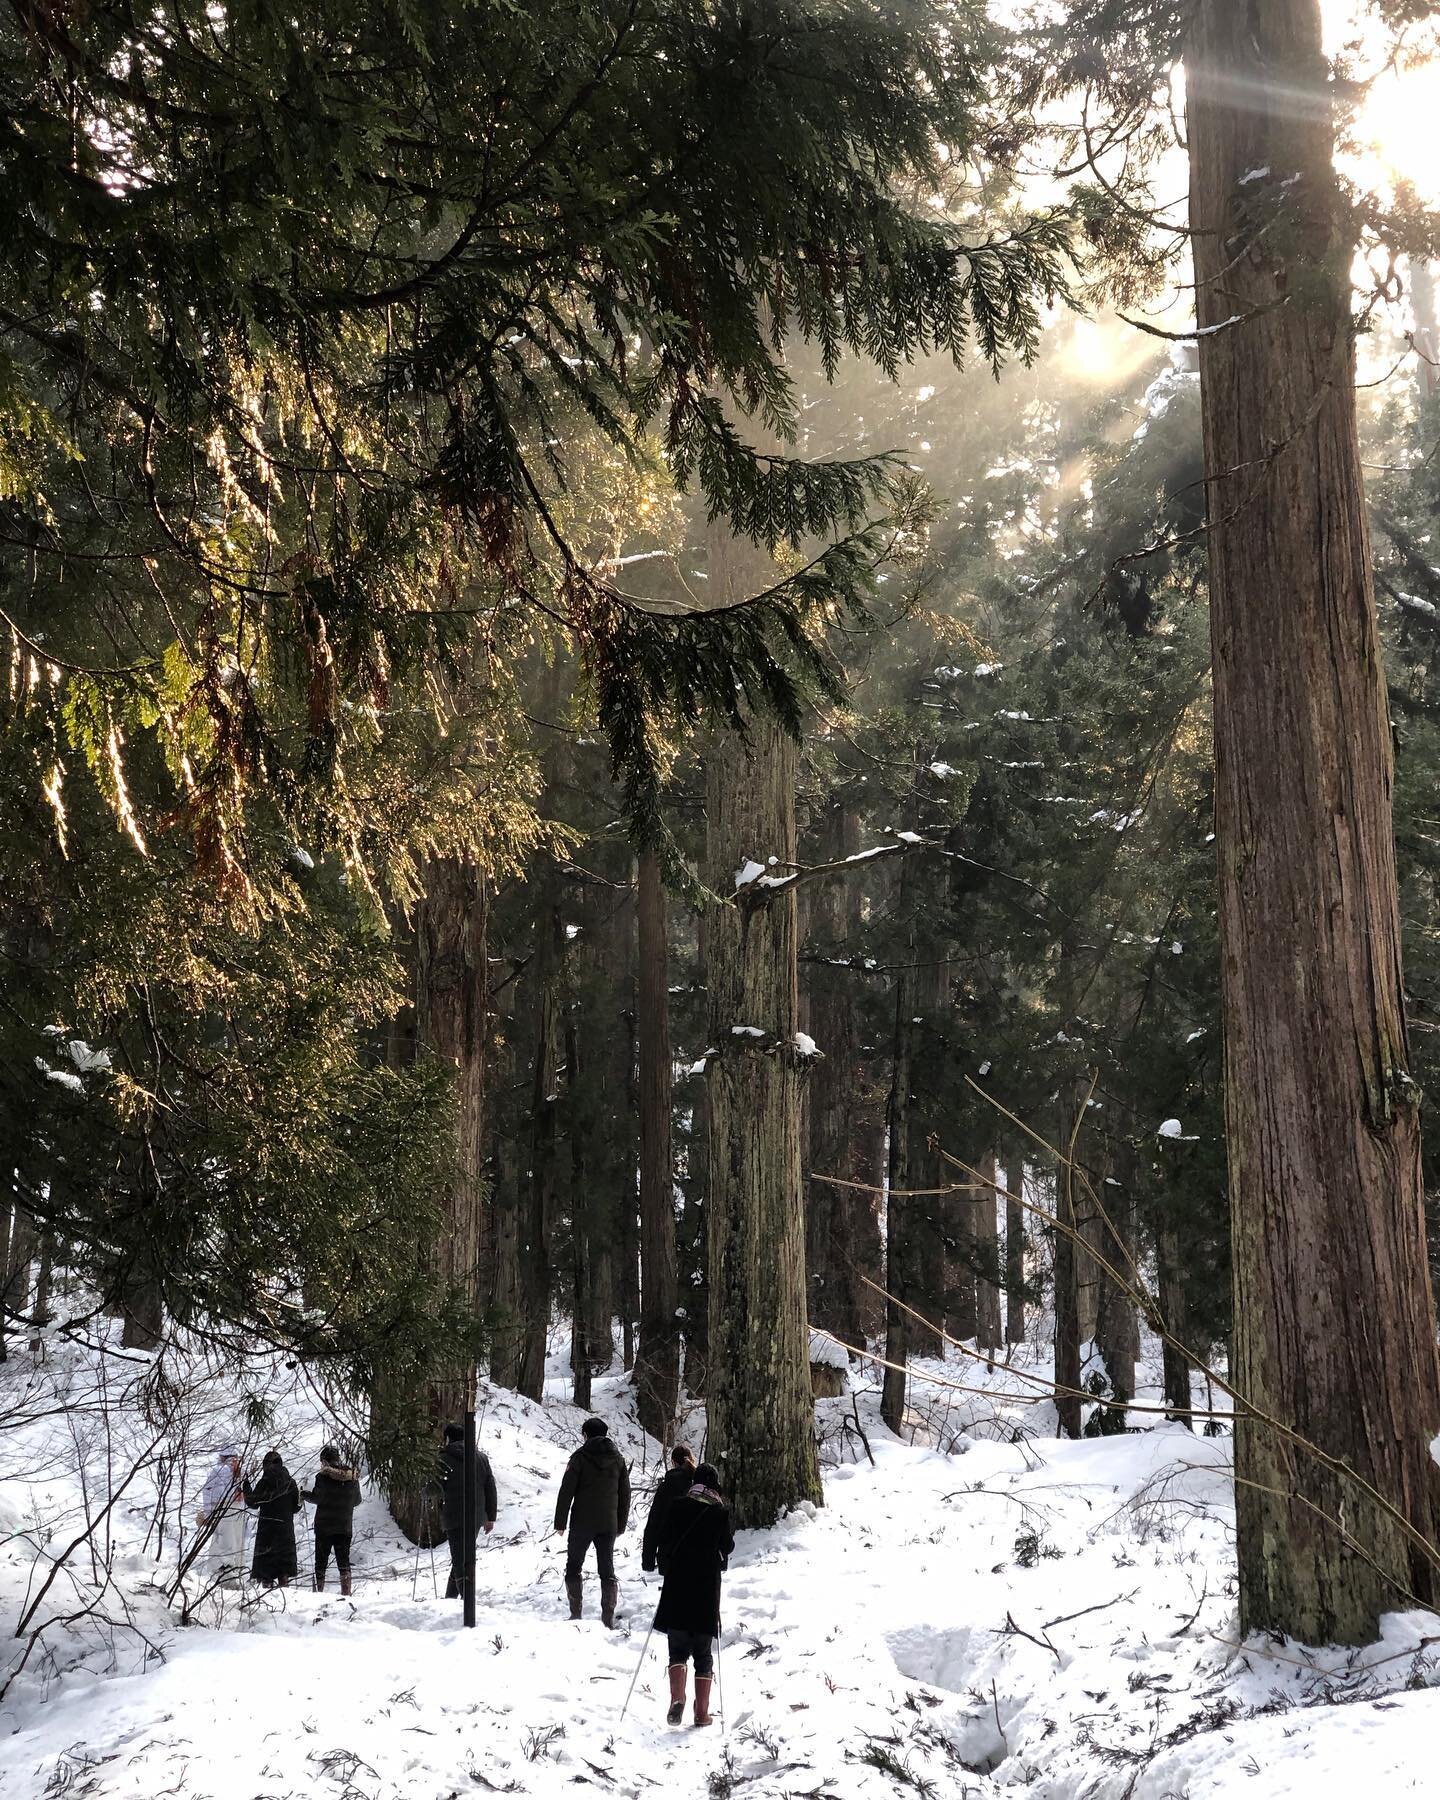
[[4, 1352, 1440, 1799]]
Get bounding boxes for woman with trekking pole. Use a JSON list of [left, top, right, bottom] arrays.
[[650, 1461, 733, 1727]]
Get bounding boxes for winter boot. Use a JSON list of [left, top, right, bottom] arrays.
[[666, 1664, 687, 1726], [565, 1573, 583, 1620], [314, 1571, 326, 1593], [693, 1676, 714, 1728], [601, 1579, 619, 1629], [339, 1569, 353, 1598]]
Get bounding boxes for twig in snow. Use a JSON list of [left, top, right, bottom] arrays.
[[999, 1611, 1061, 1663]]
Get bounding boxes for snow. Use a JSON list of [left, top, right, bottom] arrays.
[[730, 1025, 765, 1038], [1432, 1431, 1440, 1470], [33, 1057, 85, 1094], [807, 1330, 849, 1372], [928, 761, 958, 778], [1157, 1118, 1184, 1138], [734, 858, 766, 890], [973, 662, 1003, 677], [978, 1060, 992, 1076], [4, 1327, 1439, 1800], [892, 829, 924, 845], [792, 1031, 822, 1059]]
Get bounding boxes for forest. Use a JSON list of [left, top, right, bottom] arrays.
[[4, 3, 1440, 1797]]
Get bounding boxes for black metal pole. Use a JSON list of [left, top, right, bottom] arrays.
[[462, 1407, 478, 1628]]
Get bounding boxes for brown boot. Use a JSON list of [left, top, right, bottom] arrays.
[[565, 1573, 583, 1620], [666, 1663, 687, 1726], [693, 1675, 713, 1727], [601, 1579, 618, 1629], [339, 1569, 353, 1597]]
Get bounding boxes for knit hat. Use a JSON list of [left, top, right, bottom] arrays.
[[581, 1417, 608, 1439]]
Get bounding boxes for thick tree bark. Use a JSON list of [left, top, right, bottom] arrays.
[[634, 849, 680, 1442], [973, 1153, 1003, 1354], [1004, 1160, 1026, 1346], [702, 719, 823, 1526], [1189, 0, 1440, 1641]]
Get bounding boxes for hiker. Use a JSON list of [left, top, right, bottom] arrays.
[[438, 1422, 498, 1602], [641, 1445, 696, 1577], [196, 1444, 245, 1587], [244, 1449, 301, 1589], [654, 1461, 734, 1728], [303, 1444, 362, 1594], [554, 1416, 631, 1626]]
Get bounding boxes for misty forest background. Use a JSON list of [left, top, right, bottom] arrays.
[[5, 0, 1440, 1659]]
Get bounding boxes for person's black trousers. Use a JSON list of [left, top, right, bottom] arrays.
[[445, 1525, 478, 1599], [666, 1630, 714, 1676], [564, 1527, 616, 1582], [315, 1531, 352, 1580]]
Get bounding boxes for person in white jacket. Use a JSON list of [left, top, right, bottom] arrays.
[[198, 1444, 245, 1587]]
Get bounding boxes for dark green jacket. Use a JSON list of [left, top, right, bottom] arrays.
[[554, 1436, 631, 1536]]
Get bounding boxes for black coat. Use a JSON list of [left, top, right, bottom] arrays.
[[641, 1465, 695, 1573], [244, 1464, 300, 1583], [554, 1435, 631, 1537], [302, 1465, 362, 1536], [438, 1442, 498, 1533], [652, 1489, 734, 1637]]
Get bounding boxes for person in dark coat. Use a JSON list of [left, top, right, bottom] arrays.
[[554, 1416, 631, 1626], [302, 1444, 362, 1595], [653, 1462, 734, 1727], [438, 1422, 498, 1602], [641, 1446, 696, 1576], [243, 1450, 301, 1589]]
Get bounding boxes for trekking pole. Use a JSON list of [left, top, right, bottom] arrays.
[[618, 1624, 655, 1722], [410, 1538, 422, 1601], [715, 1635, 726, 1735], [429, 1537, 439, 1598]]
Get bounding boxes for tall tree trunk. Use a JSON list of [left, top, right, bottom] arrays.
[[880, 893, 917, 1436], [634, 849, 680, 1442], [702, 718, 823, 1526], [568, 1010, 593, 1413], [518, 899, 562, 1401], [416, 856, 489, 1385], [379, 856, 488, 1539], [973, 1153, 1003, 1354], [1053, 1094, 1084, 1439], [120, 1272, 163, 1351], [488, 1046, 523, 1386], [907, 952, 950, 1356], [1189, 0, 1440, 1642], [1004, 1159, 1026, 1346], [29, 1235, 53, 1355], [1094, 1168, 1137, 1424], [1157, 1229, 1193, 1429]]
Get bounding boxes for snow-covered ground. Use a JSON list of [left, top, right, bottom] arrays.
[[3, 1327, 1438, 1799]]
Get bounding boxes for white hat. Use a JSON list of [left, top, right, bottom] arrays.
[[217, 1443, 241, 1460]]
